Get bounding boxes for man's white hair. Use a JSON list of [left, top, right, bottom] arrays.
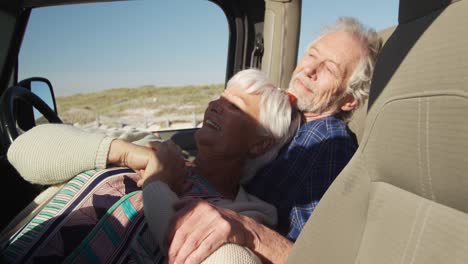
[[226, 69, 300, 183], [308, 17, 381, 120]]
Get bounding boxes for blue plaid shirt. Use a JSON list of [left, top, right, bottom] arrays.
[[245, 115, 357, 241]]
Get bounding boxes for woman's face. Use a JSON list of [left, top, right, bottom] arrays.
[[195, 84, 263, 159]]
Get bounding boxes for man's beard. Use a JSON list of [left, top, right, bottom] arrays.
[[288, 72, 337, 115]]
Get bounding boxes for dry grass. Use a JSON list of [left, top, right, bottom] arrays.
[[56, 84, 223, 126]]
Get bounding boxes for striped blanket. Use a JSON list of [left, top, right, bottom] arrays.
[[1, 168, 163, 264]]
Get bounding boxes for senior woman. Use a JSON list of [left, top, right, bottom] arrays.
[[6, 69, 300, 262]]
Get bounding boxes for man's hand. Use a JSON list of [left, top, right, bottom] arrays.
[[165, 199, 255, 264], [166, 199, 293, 264]]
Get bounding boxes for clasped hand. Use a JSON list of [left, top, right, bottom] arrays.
[[108, 139, 190, 194]]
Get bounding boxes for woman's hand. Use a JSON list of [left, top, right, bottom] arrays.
[[138, 140, 189, 194], [107, 139, 189, 194]]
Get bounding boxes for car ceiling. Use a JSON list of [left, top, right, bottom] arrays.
[[5, 0, 242, 10], [23, 0, 123, 8]]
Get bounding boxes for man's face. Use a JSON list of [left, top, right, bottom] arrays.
[[288, 31, 365, 115]]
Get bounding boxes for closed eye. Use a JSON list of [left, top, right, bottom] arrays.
[[307, 47, 319, 58]]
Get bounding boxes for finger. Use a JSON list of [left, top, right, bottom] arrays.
[[166, 216, 199, 262], [136, 169, 145, 178], [184, 233, 226, 264], [165, 201, 208, 258], [166, 140, 183, 153], [169, 221, 211, 263], [165, 200, 199, 245], [166, 140, 177, 147], [146, 140, 162, 150], [134, 169, 144, 180], [172, 223, 221, 264], [137, 178, 145, 187]]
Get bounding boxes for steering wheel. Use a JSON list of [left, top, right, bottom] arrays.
[[0, 86, 62, 146]]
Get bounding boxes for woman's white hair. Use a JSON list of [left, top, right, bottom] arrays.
[[226, 69, 300, 183], [308, 17, 382, 120]]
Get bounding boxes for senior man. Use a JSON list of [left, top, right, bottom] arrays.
[[165, 17, 381, 264]]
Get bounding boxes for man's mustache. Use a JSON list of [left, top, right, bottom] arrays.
[[292, 72, 315, 93]]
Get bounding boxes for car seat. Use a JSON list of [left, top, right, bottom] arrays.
[[288, 0, 468, 262]]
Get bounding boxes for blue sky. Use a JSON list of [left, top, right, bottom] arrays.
[[19, 0, 398, 96]]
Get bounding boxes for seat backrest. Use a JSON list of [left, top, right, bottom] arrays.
[[288, 0, 468, 263], [348, 26, 395, 144]]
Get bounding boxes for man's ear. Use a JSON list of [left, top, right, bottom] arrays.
[[340, 94, 359, 112], [248, 137, 274, 158]]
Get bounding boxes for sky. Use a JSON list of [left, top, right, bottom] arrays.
[[19, 0, 399, 96]]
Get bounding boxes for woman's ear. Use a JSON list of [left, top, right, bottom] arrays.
[[248, 137, 274, 158]]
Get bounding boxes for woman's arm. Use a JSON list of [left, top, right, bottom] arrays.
[[8, 124, 187, 188], [7, 124, 113, 185]]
